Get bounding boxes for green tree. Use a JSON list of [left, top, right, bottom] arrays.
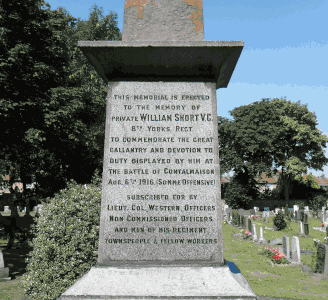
[[0, 2, 122, 199], [218, 98, 328, 207], [0, 1, 122, 246], [224, 168, 260, 209]]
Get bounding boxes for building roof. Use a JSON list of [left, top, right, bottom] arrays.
[[221, 177, 230, 183], [255, 172, 328, 187]]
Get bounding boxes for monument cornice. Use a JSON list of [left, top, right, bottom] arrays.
[[77, 41, 244, 89]]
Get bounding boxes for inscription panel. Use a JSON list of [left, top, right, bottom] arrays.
[[98, 82, 222, 264]]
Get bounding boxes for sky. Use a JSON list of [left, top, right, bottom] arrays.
[[44, 0, 328, 177]]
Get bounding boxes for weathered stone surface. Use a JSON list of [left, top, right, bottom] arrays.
[[283, 235, 290, 260], [291, 236, 302, 265], [270, 238, 282, 246], [60, 266, 257, 299], [98, 81, 223, 265], [123, 0, 204, 42]]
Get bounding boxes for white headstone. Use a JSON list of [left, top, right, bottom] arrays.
[[258, 226, 264, 242], [283, 235, 290, 260], [293, 205, 299, 212], [291, 236, 301, 264], [251, 223, 257, 241], [304, 206, 309, 211], [299, 221, 304, 234], [4, 206, 10, 212], [275, 208, 279, 214]]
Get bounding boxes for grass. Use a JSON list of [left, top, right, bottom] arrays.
[[0, 212, 327, 299], [224, 213, 328, 299]]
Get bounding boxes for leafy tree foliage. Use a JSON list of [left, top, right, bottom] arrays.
[[0, 0, 121, 246], [223, 168, 260, 209], [0, 1, 122, 199], [271, 173, 326, 201], [309, 194, 327, 216], [218, 98, 328, 207]]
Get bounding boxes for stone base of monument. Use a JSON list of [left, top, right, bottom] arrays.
[[0, 267, 11, 281], [59, 262, 257, 299]]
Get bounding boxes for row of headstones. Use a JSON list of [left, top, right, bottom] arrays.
[[3, 205, 43, 213], [223, 205, 328, 224], [224, 207, 326, 238], [224, 209, 328, 275]]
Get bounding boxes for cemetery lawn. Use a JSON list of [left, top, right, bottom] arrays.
[[0, 213, 328, 299], [223, 213, 328, 300]]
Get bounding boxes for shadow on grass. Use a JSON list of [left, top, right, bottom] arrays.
[[1, 244, 33, 280]]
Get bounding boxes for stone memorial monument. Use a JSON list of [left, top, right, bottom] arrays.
[[60, 1, 255, 299]]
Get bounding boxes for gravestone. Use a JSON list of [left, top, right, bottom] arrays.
[[298, 221, 304, 234], [254, 206, 259, 212], [270, 238, 282, 246], [248, 218, 252, 232], [226, 207, 232, 220], [249, 208, 255, 217], [258, 226, 265, 243], [291, 236, 302, 265], [315, 244, 328, 280], [60, 1, 256, 299], [304, 223, 309, 236], [238, 208, 245, 216], [0, 249, 10, 281], [283, 235, 291, 261], [3, 206, 10, 213], [251, 223, 257, 241]]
